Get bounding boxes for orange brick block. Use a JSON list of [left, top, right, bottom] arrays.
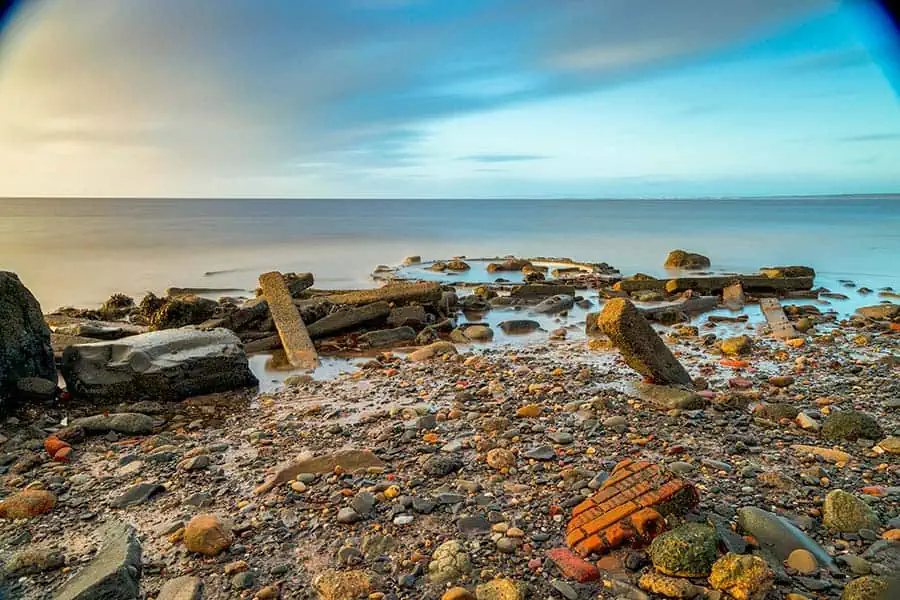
[[565, 460, 698, 557]]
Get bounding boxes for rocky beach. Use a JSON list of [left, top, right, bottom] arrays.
[[1, 251, 899, 600]]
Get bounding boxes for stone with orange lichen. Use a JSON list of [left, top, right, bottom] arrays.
[[565, 460, 698, 557]]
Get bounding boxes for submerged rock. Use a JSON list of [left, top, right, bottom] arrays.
[[60, 328, 257, 401], [664, 250, 711, 270]]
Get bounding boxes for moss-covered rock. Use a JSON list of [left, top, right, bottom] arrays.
[[139, 293, 218, 330], [665, 250, 711, 270], [98, 293, 135, 320], [841, 576, 900, 600], [648, 523, 718, 577], [823, 490, 880, 532], [822, 410, 883, 441], [720, 335, 753, 356], [708, 553, 774, 600], [756, 403, 799, 421]]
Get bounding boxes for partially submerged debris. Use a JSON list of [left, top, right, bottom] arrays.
[[597, 298, 693, 386], [258, 271, 319, 369], [759, 297, 798, 339]]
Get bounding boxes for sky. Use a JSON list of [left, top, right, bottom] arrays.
[[0, 0, 899, 198]]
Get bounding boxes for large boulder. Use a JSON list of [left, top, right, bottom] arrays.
[[60, 328, 257, 401], [664, 250, 710, 270], [53, 521, 142, 600], [0, 272, 56, 414], [597, 298, 693, 386]]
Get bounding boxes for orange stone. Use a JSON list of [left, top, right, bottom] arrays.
[[565, 460, 698, 557], [44, 436, 70, 457], [882, 529, 900, 541], [53, 446, 74, 463], [0, 489, 57, 519], [183, 514, 233, 556]]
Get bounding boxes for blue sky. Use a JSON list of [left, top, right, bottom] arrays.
[[0, 0, 898, 198]]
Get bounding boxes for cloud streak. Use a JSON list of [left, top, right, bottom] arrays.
[[0, 0, 876, 197]]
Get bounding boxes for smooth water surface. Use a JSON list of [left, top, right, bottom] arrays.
[[1, 196, 898, 311]]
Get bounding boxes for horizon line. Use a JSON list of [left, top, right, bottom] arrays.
[[2, 192, 900, 202]]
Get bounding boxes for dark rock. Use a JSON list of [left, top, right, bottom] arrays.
[[359, 326, 416, 348], [822, 411, 883, 442], [0, 272, 56, 415], [52, 521, 142, 600], [112, 483, 165, 508], [61, 328, 257, 401], [498, 320, 541, 335], [533, 295, 575, 315], [736, 506, 836, 571]]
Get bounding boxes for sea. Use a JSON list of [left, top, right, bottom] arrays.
[[1, 195, 899, 315]]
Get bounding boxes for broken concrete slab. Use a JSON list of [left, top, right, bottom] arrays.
[[307, 302, 391, 338], [637, 295, 718, 322], [510, 284, 576, 298], [722, 281, 745, 311], [199, 297, 269, 332], [386, 305, 428, 328], [60, 328, 258, 401], [759, 266, 815, 278], [45, 316, 147, 341], [359, 326, 416, 348], [53, 521, 142, 600], [597, 298, 693, 387], [254, 450, 385, 495], [327, 282, 442, 307], [666, 275, 814, 295], [759, 298, 798, 339], [615, 275, 814, 295], [259, 271, 318, 369]]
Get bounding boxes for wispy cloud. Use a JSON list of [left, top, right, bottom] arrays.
[[839, 133, 900, 142], [460, 154, 549, 163]]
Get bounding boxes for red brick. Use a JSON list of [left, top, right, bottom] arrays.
[[547, 548, 601, 583]]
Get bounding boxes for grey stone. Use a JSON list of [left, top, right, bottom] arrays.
[[551, 579, 579, 600], [861, 540, 900, 577], [4, 547, 65, 576], [533, 294, 575, 315], [423, 455, 463, 477], [307, 301, 391, 338], [15, 377, 58, 401], [69, 413, 155, 435], [112, 483, 165, 508], [53, 521, 142, 600], [351, 492, 377, 517], [358, 326, 416, 348], [457, 515, 491, 534], [156, 575, 203, 600], [497, 320, 541, 335], [524, 445, 556, 461], [736, 506, 836, 571], [0, 272, 56, 415], [337, 507, 361, 524], [60, 328, 257, 401]]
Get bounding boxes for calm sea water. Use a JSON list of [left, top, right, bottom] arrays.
[[1, 196, 899, 312]]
